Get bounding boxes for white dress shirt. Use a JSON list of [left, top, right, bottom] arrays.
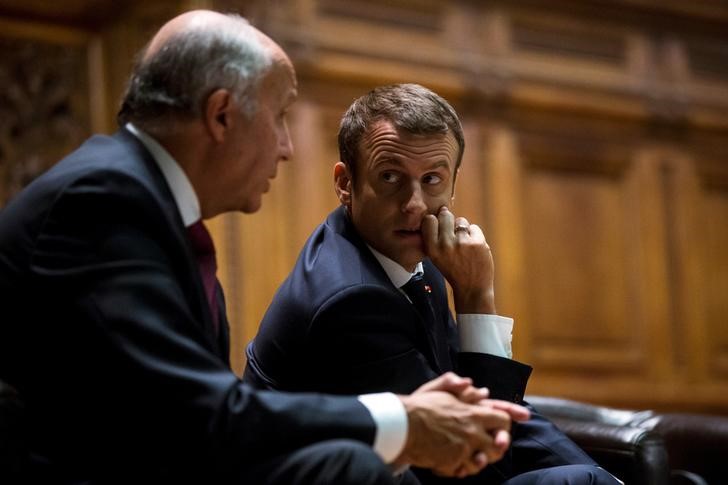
[[126, 123, 200, 226]]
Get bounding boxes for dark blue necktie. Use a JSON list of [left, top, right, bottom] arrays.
[[401, 274, 451, 372], [186, 220, 219, 335]]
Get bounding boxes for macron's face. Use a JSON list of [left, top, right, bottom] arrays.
[[348, 120, 458, 271]]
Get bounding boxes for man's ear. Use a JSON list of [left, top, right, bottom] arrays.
[[333, 162, 353, 209], [204, 89, 234, 143]]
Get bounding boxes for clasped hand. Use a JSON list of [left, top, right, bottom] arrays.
[[397, 373, 530, 478]]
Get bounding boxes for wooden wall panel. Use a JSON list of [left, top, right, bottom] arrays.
[[523, 171, 636, 368], [703, 187, 728, 376], [483, 126, 530, 358]]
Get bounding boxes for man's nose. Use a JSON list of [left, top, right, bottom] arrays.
[[280, 125, 293, 161], [401, 182, 427, 214]]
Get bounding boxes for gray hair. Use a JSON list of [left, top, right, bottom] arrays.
[[117, 15, 272, 131], [338, 83, 465, 182]]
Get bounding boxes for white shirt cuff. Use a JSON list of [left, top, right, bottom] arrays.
[[357, 392, 408, 464], [458, 314, 513, 358]]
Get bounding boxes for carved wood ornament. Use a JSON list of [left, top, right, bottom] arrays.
[[0, 37, 89, 205]]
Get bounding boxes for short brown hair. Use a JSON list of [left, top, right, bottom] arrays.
[[338, 83, 465, 181]]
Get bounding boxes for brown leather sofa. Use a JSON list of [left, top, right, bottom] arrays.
[[527, 395, 728, 485], [1, 380, 725, 484]]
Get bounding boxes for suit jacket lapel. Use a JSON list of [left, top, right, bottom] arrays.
[[113, 129, 224, 358]]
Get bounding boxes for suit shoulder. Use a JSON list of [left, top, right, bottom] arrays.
[[5, 133, 164, 216], [0, 134, 171, 273], [2, 136, 187, 282], [262, 214, 402, 333], [289, 219, 388, 304]]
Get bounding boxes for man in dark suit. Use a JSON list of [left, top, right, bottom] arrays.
[[0, 13, 530, 484], [245, 84, 621, 484]]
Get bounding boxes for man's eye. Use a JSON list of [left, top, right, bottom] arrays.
[[381, 172, 401, 183], [423, 174, 442, 185]]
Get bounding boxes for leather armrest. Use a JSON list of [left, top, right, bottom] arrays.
[[546, 415, 670, 485], [633, 412, 728, 485], [527, 395, 670, 485]]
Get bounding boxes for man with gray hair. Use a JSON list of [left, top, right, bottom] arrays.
[[0, 11, 529, 484], [246, 84, 621, 484]]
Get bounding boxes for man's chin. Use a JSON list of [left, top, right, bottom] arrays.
[[240, 195, 263, 214], [386, 248, 425, 272]]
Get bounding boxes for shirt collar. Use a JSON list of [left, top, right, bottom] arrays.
[[125, 122, 201, 227], [367, 245, 424, 289]]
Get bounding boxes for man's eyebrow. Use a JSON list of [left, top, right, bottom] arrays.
[[371, 156, 404, 168], [429, 160, 451, 171]]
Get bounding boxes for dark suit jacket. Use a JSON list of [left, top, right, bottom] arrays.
[[0, 130, 375, 483], [245, 206, 598, 480]]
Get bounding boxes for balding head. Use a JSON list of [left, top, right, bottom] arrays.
[[144, 10, 231, 60], [118, 10, 283, 133]]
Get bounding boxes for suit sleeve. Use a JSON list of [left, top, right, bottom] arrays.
[[433, 285, 533, 403], [28, 174, 376, 476], [457, 352, 532, 403]]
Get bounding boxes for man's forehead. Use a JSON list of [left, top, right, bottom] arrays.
[[260, 58, 297, 103], [360, 120, 456, 152]]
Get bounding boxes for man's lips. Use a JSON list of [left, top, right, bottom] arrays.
[[263, 172, 277, 192]]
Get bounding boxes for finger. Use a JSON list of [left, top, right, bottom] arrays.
[[459, 386, 490, 404], [482, 429, 511, 464], [467, 425, 496, 467], [454, 217, 470, 238], [493, 429, 511, 452], [455, 451, 488, 478], [480, 398, 529, 414], [484, 400, 531, 422], [436, 376, 473, 396], [467, 223, 487, 245], [475, 408, 512, 436], [472, 451, 488, 471], [437, 206, 455, 244], [421, 213, 439, 255]]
